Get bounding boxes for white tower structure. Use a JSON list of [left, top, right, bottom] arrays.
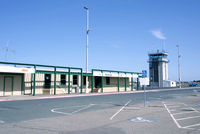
[[148, 50, 169, 87]]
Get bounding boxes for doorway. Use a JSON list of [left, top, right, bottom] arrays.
[[4, 76, 13, 96], [95, 77, 102, 88]]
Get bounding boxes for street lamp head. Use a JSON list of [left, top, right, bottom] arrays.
[[84, 6, 88, 10]]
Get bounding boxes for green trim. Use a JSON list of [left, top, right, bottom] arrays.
[[131, 77, 133, 91], [0, 61, 81, 70], [71, 72, 81, 75], [36, 70, 55, 74], [33, 66, 36, 96], [118, 73, 120, 92], [101, 71, 103, 93], [54, 67, 56, 95], [36, 71, 82, 75], [91, 70, 94, 93], [68, 68, 71, 94], [83, 73, 93, 76], [125, 76, 127, 91], [92, 69, 141, 75], [137, 78, 140, 90], [81, 69, 83, 94], [31, 74, 33, 94]]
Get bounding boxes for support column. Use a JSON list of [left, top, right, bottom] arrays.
[[101, 71, 103, 93], [54, 67, 56, 95], [81, 69, 83, 94], [118, 72, 120, 92], [91, 70, 94, 93], [131, 77, 133, 91], [125, 73, 127, 92], [68, 68, 71, 94], [137, 77, 140, 90], [33, 65, 36, 96], [31, 74, 33, 94]]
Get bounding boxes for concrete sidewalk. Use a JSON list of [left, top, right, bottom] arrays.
[[0, 87, 199, 102], [0, 91, 138, 102]]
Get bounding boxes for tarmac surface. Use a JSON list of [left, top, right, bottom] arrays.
[[0, 87, 200, 134]]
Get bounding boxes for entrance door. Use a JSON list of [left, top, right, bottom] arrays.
[[95, 77, 102, 88], [4, 76, 13, 96]]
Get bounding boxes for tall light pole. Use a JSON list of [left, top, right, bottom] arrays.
[[176, 45, 181, 88], [84, 6, 91, 93]]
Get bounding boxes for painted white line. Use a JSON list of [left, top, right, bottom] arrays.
[[0, 120, 5, 124], [110, 100, 132, 120], [173, 111, 198, 115], [163, 103, 181, 128], [182, 123, 200, 129], [190, 107, 199, 112], [51, 108, 71, 115], [0, 108, 10, 110], [166, 103, 186, 106], [71, 104, 95, 114], [169, 109, 177, 112], [167, 105, 181, 108], [177, 115, 200, 121], [149, 97, 163, 100], [51, 104, 95, 115]]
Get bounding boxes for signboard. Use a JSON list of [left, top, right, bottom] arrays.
[[0, 66, 35, 74], [93, 72, 119, 77], [132, 74, 138, 78], [142, 70, 147, 78], [93, 71, 138, 78], [139, 78, 149, 85]]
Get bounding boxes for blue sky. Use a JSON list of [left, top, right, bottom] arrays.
[[0, 0, 200, 81]]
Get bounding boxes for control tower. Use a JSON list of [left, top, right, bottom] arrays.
[[148, 50, 169, 87]]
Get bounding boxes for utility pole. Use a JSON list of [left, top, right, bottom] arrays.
[[176, 45, 181, 88], [84, 6, 91, 93]]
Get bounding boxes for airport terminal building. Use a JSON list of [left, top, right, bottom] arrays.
[[0, 62, 141, 96]]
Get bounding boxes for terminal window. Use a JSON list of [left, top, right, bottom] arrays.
[[73, 75, 78, 85], [106, 77, 110, 85], [60, 75, 66, 85], [44, 74, 51, 88]]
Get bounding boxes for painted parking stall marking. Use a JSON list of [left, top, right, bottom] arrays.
[[129, 117, 157, 123], [51, 104, 95, 115], [0, 120, 4, 124], [110, 100, 132, 120], [163, 102, 200, 130]]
